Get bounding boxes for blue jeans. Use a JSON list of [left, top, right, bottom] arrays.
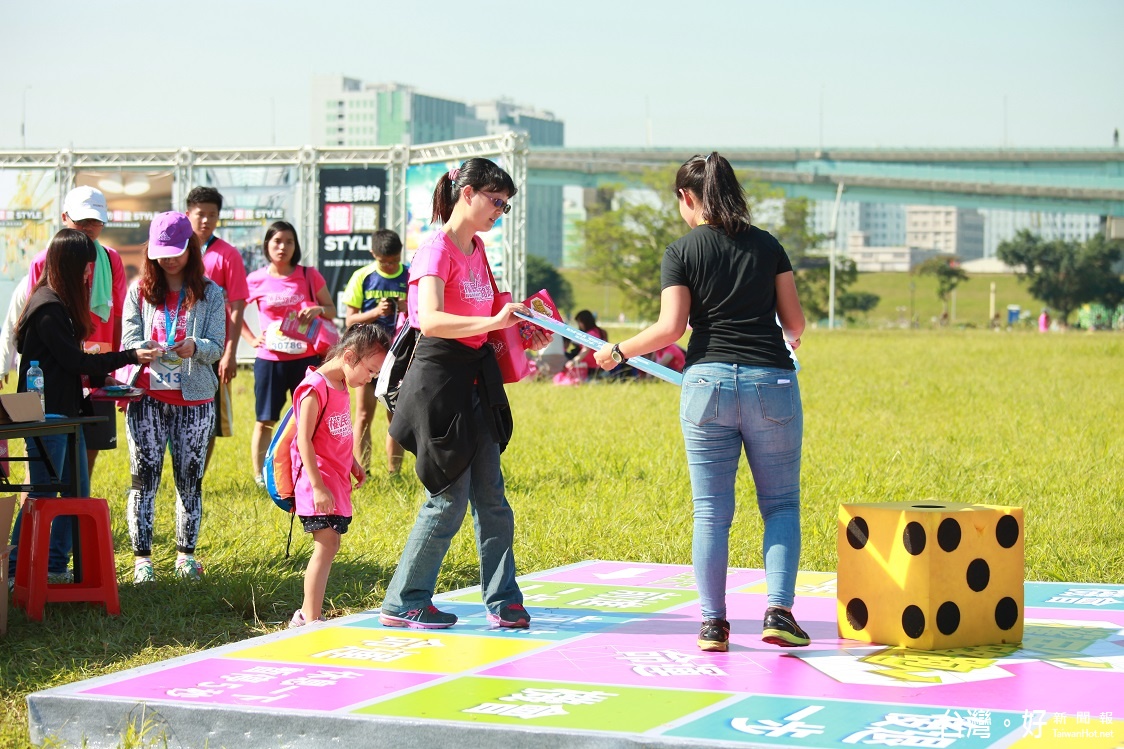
[[680, 363, 803, 619], [382, 403, 521, 615], [8, 415, 90, 577]]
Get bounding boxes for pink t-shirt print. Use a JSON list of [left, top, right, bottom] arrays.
[[246, 266, 327, 361], [407, 232, 494, 349]]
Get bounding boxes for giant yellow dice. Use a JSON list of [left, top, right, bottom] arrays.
[[837, 502, 1024, 650]]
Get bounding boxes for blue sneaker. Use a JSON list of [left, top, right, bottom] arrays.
[[379, 605, 458, 629]]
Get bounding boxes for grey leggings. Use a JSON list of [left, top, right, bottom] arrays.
[[125, 397, 215, 556]]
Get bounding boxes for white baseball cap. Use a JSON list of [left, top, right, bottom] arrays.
[[62, 186, 109, 223]]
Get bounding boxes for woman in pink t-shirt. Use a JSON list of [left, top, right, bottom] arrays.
[[288, 324, 389, 628], [380, 158, 550, 631], [242, 221, 337, 484]]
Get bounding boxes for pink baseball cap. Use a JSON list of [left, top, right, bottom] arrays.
[[148, 211, 193, 259]]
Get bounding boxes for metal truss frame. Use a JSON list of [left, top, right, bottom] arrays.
[[0, 136, 530, 297]]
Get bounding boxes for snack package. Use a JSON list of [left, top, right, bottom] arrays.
[[279, 311, 322, 345], [518, 289, 564, 349]]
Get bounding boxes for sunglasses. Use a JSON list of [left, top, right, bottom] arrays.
[[478, 191, 512, 215]]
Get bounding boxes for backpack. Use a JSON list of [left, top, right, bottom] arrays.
[[263, 373, 326, 555], [374, 321, 419, 414]]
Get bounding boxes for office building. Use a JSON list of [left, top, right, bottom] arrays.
[[906, 205, 985, 261], [310, 76, 565, 265]]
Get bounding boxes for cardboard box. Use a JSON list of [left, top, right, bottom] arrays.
[[1, 495, 15, 635], [0, 392, 45, 424]]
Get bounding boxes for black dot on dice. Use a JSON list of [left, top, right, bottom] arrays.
[[996, 515, 1020, 548], [846, 598, 868, 630], [938, 518, 961, 552], [966, 558, 990, 592], [846, 517, 869, 549], [995, 597, 1019, 630], [903, 522, 926, 555], [902, 605, 926, 639], [936, 601, 961, 635]]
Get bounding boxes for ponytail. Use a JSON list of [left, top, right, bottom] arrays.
[[675, 151, 750, 236], [430, 158, 517, 224]]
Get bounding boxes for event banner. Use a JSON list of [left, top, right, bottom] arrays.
[[0, 169, 56, 287], [194, 166, 297, 275], [316, 166, 387, 310], [405, 160, 506, 285], [75, 171, 173, 283]]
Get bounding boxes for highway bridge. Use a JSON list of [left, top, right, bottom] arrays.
[[528, 146, 1124, 215]]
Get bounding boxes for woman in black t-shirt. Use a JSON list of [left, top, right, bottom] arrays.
[[595, 152, 808, 653]]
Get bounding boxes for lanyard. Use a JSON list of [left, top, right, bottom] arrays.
[[164, 291, 184, 347], [201, 234, 216, 258]]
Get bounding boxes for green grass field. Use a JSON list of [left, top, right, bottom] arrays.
[[562, 268, 1044, 329], [2, 329, 1123, 747]]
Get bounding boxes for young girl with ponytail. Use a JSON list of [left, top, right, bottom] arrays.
[[379, 158, 550, 630], [594, 152, 809, 653]]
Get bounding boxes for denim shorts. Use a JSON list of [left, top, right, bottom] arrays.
[[299, 514, 352, 535]]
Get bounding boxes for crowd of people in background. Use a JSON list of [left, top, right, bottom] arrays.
[[3, 152, 809, 653]]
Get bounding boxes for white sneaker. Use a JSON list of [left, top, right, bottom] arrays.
[[288, 609, 327, 628], [134, 559, 155, 584]]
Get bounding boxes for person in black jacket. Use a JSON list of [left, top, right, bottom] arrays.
[[380, 158, 549, 631], [8, 229, 159, 583]]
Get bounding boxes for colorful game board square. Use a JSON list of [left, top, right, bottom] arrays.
[[527, 561, 693, 586], [224, 627, 548, 673], [526, 561, 768, 591], [735, 571, 838, 598], [343, 603, 638, 641], [80, 658, 435, 711], [355, 675, 731, 732], [664, 695, 1023, 747], [443, 581, 697, 612], [481, 632, 775, 692], [1025, 583, 1124, 611]]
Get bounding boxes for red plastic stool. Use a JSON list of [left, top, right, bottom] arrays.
[[12, 497, 121, 621]]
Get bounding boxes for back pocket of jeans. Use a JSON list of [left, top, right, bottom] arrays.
[[755, 382, 795, 425], [681, 379, 720, 426]]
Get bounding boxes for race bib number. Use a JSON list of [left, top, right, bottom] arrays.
[[264, 322, 308, 355], [149, 355, 183, 391]]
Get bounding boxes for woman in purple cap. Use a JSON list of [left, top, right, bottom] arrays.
[[121, 212, 227, 583]]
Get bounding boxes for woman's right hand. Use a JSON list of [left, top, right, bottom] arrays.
[[134, 346, 161, 364], [492, 302, 528, 330]]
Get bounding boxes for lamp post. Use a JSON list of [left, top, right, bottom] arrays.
[[909, 279, 916, 329], [21, 86, 30, 148], [827, 181, 844, 330]]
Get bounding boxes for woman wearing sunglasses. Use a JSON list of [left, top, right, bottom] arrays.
[[594, 152, 808, 653], [379, 158, 549, 630]]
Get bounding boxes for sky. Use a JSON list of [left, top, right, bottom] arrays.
[[1, 0, 1122, 151]]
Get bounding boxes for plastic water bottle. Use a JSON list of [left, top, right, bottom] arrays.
[[27, 360, 45, 415]]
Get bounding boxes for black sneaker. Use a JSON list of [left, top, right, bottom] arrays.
[[762, 607, 810, 647], [697, 618, 731, 652], [487, 603, 530, 629], [379, 605, 458, 629]]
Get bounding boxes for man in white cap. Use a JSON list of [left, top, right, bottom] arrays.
[[23, 185, 128, 483]]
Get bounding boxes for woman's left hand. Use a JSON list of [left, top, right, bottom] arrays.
[[297, 306, 323, 323], [527, 328, 553, 351], [170, 338, 196, 359], [593, 343, 618, 370]]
